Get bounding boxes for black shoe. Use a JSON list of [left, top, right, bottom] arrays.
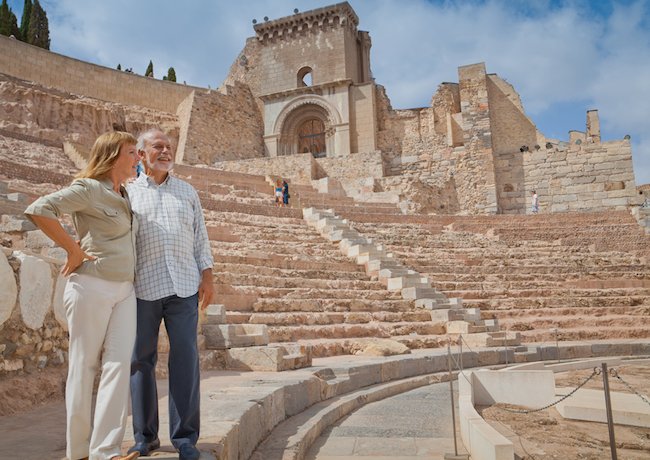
[[178, 443, 200, 460], [127, 438, 160, 456]]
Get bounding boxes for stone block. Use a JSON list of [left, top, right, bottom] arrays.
[[226, 344, 312, 372], [386, 275, 429, 291], [556, 388, 650, 428], [0, 251, 17, 326], [25, 230, 56, 249], [205, 304, 227, 324], [203, 324, 269, 349], [16, 252, 53, 330], [0, 215, 36, 232], [401, 286, 446, 300]]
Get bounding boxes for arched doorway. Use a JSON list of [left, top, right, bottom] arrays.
[[298, 119, 326, 157], [278, 103, 331, 156]]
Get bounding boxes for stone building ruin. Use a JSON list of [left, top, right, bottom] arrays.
[[0, 1, 641, 216]]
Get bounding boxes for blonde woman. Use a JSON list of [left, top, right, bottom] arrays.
[[25, 132, 140, 460]]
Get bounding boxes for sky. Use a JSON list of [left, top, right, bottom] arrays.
[[7, 0, 650, 184]]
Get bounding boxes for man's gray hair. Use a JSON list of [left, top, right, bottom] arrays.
[[136, 128, 166, 151]]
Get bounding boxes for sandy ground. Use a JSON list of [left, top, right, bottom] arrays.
[[480, 364, 650, 459]]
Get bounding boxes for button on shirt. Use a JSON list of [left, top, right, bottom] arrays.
[[127, 174, 213, 301], [24, 178, 137, 282]]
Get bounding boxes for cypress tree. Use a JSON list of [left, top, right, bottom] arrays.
[[167, 67, 177, 82], [145, 60, 154, 77], [0, 0, 20, 38], [26, 0, 49, 49], [19, 0, 31, 41], [117, 63, 122, 70]]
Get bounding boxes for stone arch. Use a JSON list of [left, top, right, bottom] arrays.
[[297, 66, 313, 87], [278, 103, 330, 156], [273, 95, 342, 135]]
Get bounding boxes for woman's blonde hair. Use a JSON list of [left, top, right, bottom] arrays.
[[75, 131, 137, 180]]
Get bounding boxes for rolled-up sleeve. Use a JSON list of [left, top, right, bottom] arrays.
[[191, 190, 213, 272], [24, 180, 91, 222]]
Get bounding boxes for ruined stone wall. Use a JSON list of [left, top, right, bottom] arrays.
[[213, 153, 314, 184], [349, 83, 377, 154], [486, 75, 539, 156], [0, 73, 179, 153], [180, 84, 264, 165], [522, 140, 639, 213], [0, 159, 72, 186], [455, 63, 498, 214], [0, 249, 68, 376], [223, 38, 265, 113], [315, 151, 384, 181], [0, 35, 198, 114]]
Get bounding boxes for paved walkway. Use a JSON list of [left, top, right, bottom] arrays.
[[306, 382, 468, 460]]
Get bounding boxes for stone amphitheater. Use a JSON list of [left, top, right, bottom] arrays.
[[1, 2, 649, 460]]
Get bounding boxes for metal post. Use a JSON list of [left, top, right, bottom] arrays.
[[503, 335, 508, 367], [444, 344, 469, 460], [601, 363, 618, 460], [448, 343, 458, 455]]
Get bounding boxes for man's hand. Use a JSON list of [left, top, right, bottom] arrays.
[[198, 268, 215, 310]]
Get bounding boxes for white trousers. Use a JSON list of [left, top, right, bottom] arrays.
[[64, 273, 136, 460]]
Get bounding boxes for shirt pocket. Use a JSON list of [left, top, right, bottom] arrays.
[[101, 207, 120, 218]]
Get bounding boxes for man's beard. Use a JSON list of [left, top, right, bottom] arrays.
[[145, 158, 174, 173]]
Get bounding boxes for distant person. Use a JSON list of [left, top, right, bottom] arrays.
[[531, 190, 539, 214], [127, 129, 214, 460], [275, 179, 283, 207], [282, 180, 290, 207], [24, 132, 140, 460]]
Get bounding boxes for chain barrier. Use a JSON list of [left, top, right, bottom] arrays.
[[609, 368, 650, 408], [496, 367, 601, 414]]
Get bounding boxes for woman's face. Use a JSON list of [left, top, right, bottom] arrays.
[[112, 142, 139, 182]]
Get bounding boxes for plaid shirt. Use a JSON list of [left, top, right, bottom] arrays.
[[127, 174, 213, 301]]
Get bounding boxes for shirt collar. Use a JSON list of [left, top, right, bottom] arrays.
[[99, 178, 127, 197], [137, 172, 173, 187]]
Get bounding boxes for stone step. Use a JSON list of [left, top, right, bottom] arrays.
[[214, 272, 370, 289], [229, 310, 433, 326], [213, 254, 362, 272], [443, 287, 650, 300], [498, 314, 650, 330], [483, 305, 646, 318], [203, 323, 269, 349], [268, 320, 446, 342], [460, 295, 650, 309], [415, 297, 463, 310], [223, 344, 312, 371], [215, 285, 402, 301], [416, 265, 649, 275], [401, 286, 447, 300], [516, 326, 650, 344], [213, 263, 368, 279], [252, 298, 416, 313]]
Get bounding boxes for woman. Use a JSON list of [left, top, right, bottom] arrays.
[[25, 132, 140, 460]]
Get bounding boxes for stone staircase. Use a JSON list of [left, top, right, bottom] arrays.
[[205, 209, 448, 358], [349, 211, 650, 345], [303, 208, 521, 350]]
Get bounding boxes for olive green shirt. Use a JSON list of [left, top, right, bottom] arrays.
[[24, 178, 138, 282]]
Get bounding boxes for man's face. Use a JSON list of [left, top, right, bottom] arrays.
[[139, 131, 174, 175]]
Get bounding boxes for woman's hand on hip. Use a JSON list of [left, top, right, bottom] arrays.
[[62, 244, 95, 276]]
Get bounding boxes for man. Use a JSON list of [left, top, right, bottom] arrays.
[[127, 129, 214, 460]]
